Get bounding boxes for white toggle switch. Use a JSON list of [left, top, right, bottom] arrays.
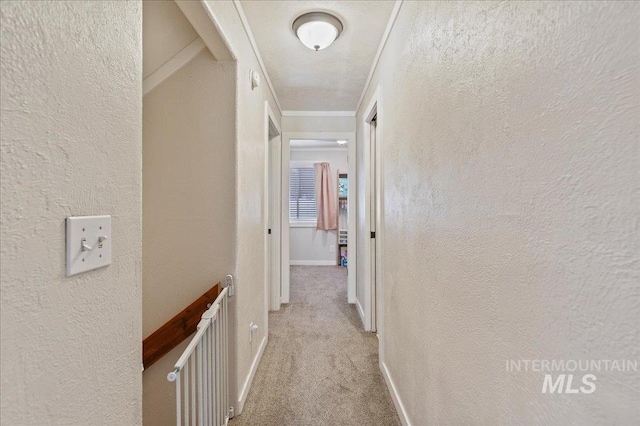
[[81, 238, 92, 252], [66, 215, 112, 276]]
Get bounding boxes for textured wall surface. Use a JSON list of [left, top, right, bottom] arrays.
[[203, 0, 282, 413], [282, 115, 356, 134], [357, 1, 639, 424], [289, 148, 348, 264], [1, 1, 142, 424], [142, 49, 236, 425]]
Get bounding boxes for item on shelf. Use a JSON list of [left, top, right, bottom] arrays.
[[336, 172, 348, 267], [339, 176, 348, 198], [340, 246, 348, 267]]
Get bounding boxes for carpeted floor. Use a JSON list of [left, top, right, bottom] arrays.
[[230, 265, 400, 426]]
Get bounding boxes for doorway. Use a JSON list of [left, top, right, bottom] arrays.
[[358, 86, 382, 336], [265, 102, 282, 313], [369, 115, 379, 333], [280, 132, 357, 306], [288, 140, 349, 267]]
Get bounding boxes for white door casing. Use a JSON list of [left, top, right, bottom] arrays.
[[280, 132, 357, 306], [264, 101, 282, 318], [360, 86, 384, 354]]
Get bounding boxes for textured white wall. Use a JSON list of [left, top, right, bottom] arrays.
[[357, 1, 639, 424], [283, 115, 356, 134], [203, 0, 282, 412], [290, 227, 338, 264], [289, 149, 348, 264], [1, 1, 142, 424]]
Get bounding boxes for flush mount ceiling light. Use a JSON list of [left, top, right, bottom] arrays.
[[293, 12, 343, 51], [337, 140, 347, 145]]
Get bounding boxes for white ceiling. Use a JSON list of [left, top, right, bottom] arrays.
[[240, 1, 395, 111]]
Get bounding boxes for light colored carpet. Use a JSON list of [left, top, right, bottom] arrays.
[[231, 265, 400, 426]]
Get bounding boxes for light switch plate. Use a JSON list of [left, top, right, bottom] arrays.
[[66, 215, 112, 276]]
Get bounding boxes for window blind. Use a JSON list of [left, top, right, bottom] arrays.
[[289, 167, 316, 221]]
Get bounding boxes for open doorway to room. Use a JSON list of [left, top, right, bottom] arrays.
[[282, 138, 354, 304], [289, 139, 348, 262]]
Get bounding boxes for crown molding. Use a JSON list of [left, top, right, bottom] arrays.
[[355, 0, 403, 113]]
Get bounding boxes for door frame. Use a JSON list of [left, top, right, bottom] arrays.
[[281, 131, 357, 305], [264, 101, 282, 322], [361, 86, 383, 344]]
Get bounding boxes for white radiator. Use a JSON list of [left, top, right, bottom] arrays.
[[167, 280, 231, 426]]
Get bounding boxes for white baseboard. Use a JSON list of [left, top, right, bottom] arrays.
[[236, 335, 267, 415], [356, 298, 365, 327], [380, 361, 411, 425], [290, 260, 336, 266]]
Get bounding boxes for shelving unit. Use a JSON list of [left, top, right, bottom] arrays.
[[337, 172, 348, 266]]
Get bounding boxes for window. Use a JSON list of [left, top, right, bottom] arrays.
[[289, 166, 316, 222]]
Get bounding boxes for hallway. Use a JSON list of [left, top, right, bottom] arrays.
[[232, 266, 400, 425], [2, 1, 639, 424]]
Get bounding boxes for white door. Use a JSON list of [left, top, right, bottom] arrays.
[[357, 112, 378, 332]]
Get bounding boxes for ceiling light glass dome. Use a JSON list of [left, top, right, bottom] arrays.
[[293, 12, 343, 51]]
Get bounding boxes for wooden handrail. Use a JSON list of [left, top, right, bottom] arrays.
[[143, 282, 221, 370]]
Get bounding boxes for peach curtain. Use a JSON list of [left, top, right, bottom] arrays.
[[314, 162, 337, 230]]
